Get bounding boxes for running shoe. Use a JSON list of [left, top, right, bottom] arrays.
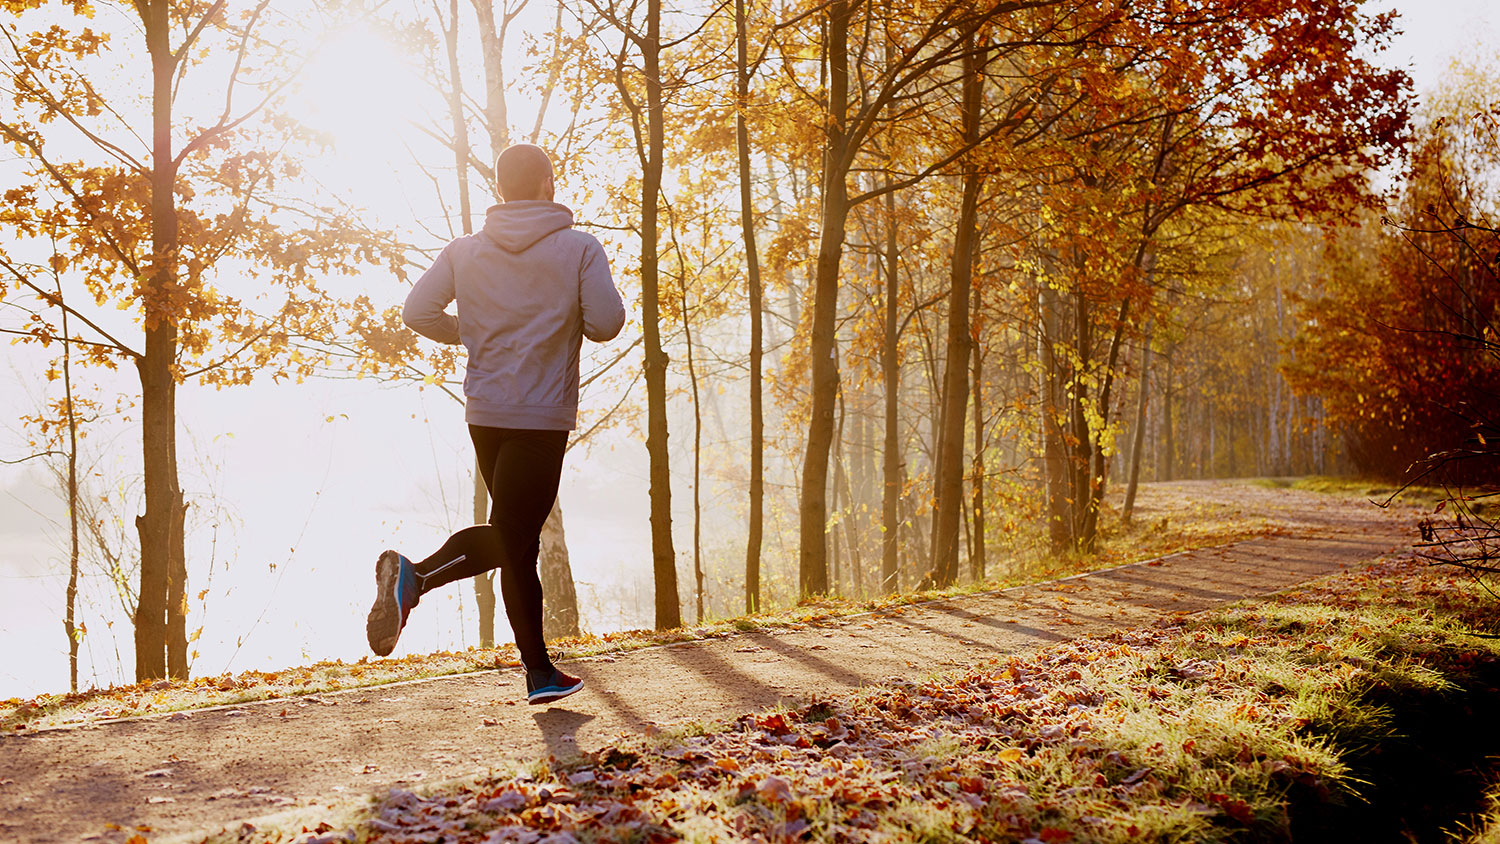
[[526, 665, 584, 705], [366, 550, 420, 656]]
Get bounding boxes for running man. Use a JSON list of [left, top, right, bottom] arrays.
[[365, 143, 626, 705]]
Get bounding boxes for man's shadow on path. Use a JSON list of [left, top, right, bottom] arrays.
[[531, 707, 595, 762]]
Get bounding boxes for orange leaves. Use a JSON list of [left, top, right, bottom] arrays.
[[755, 712, 791, 734]]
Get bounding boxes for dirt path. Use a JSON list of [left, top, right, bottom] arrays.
[[0, 481, 1418, 843]]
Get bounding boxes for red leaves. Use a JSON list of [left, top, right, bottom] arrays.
[[756, 712, 791, 734], [1208, 792, 1256, 824]]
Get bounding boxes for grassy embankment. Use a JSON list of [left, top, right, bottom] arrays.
[[2, 494, 1270, 731], [221, 556, 1500, 844], [1254, 475, 1491, 512]]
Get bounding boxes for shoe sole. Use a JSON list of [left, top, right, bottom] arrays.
[[528, 677, 584, 705], [366, 550, 402, 657]]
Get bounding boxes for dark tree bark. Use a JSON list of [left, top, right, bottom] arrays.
[[1122, 324, 1152, 523], [969, 286, 986, 581], [797, 0, 850, 598], [880, 186, 902, 594], [136, 0, 184, 681], [931, 40, 984, 586], [640, 0, 680, 628], [1038, 285, 1070, 554], [539, 501, 580, 638], [1075, 296, 1130, 551], [737, 0, 764, 615], [1160, 351, 1175, 482]]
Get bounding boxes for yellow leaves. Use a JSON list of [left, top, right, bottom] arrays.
[[997, 746, 1024, 764]]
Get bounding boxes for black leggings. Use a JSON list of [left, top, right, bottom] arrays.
[[413, 425, 568, 670]]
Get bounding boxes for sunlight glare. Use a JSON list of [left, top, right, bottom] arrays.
[[292, 22, 429, 147]]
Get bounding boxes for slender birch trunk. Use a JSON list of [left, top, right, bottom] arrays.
[[736, 0, 764, 614]]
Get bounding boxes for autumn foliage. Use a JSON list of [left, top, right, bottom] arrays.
[[1286, 75, 1500, 484]]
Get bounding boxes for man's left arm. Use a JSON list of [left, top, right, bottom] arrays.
[[403, 247, 463, 345]]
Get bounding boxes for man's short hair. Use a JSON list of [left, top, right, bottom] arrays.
[[495, 144, 554, 201]]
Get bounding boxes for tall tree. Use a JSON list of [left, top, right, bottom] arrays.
[[1, 0, 396, 680], [931, 38, 987, 587], [737, 0, 765, 615], [586, 0, 682, 628]]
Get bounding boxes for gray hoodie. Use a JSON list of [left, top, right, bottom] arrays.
[[403, 201, 627, 430]]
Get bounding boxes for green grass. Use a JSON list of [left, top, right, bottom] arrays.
[[1253, 474, 1476, 510]]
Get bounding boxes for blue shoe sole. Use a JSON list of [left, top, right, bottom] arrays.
[[527, 677, 584, 705], [366, 551, 403, 656]]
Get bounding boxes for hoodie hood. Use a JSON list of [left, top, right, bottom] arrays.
[[482, 201, 575, 253]]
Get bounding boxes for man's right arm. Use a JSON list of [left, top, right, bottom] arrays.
[[403, 247, 463, 345], [579, 238, 626, 342]]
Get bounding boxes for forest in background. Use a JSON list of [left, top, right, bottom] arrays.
[[2, 0, 1496, 692]]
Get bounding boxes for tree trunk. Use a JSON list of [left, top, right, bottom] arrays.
[[1039, 285, 1070, 554], [441, 0, 497, 647], [1077, 296, 1130, 552], [737, 0, 764, 615], [469, 0, 511, 160], [1065, 289, 1093, 550], [681, 271, 704, 623], [166, 495, 188, 677], [1160, 353, 1174, 482], [836, 389, 865, 598], [136, 2, 185, 681], [969, 294, 986, 582], [1122, 325, 1152, 523], [930, 43, 983, 586], [797, 0, 850, 599], [880, 186, 901, 594], [61, 276, 79, 692], [640, 0, 681, 629], [853, 396, 875, 598], [474, 462, 497, 647], [539, 500, 580, 639]]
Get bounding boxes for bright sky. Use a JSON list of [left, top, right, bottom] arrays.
[[0, 0, 1495, 700], [1375, 0, 1497, 95]]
